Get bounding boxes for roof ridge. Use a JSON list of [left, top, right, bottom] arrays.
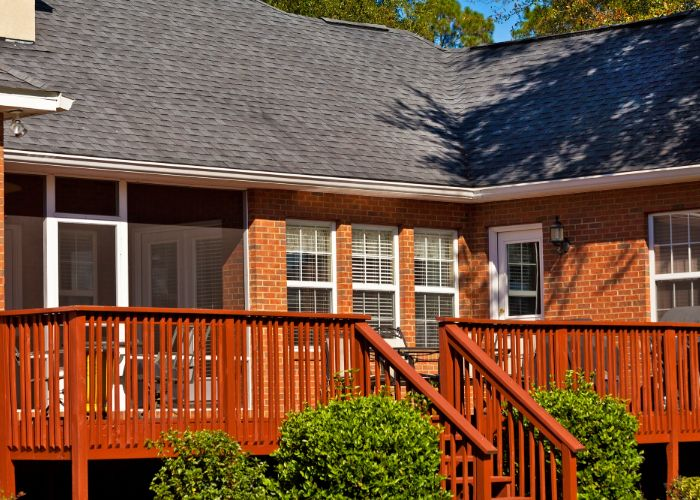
[[467, 8, 699, 50]]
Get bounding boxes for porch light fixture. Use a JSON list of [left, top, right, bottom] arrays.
[[550, 216, 571, 254], [9, 112, 27, 138]]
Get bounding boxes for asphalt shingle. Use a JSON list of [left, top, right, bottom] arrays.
[[0, 0, 697, 188]]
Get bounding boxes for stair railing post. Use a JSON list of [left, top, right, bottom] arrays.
[[561, 447, 578, 500]]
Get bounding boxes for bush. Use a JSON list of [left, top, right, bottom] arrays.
[[147, 429, 269, 499], [668, 476, 700, 499], [532, 371, 644, 500], [272, 394, 449, 499]]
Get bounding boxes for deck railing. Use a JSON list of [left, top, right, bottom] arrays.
[[442, 317, 700, 487], [0, 307, 370, 460], [440, 323, 584, 499]]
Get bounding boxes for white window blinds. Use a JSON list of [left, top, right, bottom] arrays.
[[286, 223, 334, 314], [352, 227, 398, 332], [414, 231, 457, 347]]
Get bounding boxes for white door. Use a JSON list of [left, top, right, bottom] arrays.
[[496, 229, 543, 320]]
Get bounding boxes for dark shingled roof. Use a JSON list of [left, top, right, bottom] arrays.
[[1, 0, 698, 188]]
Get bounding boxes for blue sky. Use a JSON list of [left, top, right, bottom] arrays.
[[462, 1, 517, 42]]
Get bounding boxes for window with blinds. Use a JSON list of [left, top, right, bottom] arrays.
[[414, 231, 457, 347], [286, 223, 334, 346], [195, 238, 223, 309], [352, 227, 398, 332], [506, 242, 540, 316], [651, 212, 700, 319]]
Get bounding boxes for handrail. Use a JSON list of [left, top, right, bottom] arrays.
[[444, 324, 584, 454], [0, 306, 370, 322], [439, 315, 700, 331], [354, 322, 496, 456]]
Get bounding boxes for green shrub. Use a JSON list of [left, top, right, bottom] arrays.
[[147, 429, 269, 499], [272, 394, 449, 499], [669, 476, 700, 499], [531, 371, 644, 500]]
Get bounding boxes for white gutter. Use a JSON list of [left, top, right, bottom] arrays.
[[0, 88, 74, 118], [4, 149, 700, 203], [4, 150, 480, 202]]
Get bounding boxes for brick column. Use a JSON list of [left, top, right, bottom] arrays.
[[0, 115, 4, 311], [398, 226, 415, 344], [247, 217, 286, 311], [335, 222, 353, 314]]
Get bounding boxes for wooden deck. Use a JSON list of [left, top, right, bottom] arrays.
[[2, 308, 698, 499]]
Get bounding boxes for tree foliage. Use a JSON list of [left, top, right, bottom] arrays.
[[532, 372, 644, 500], [265, 0, 494, 47], [506, 0, 699, 38]]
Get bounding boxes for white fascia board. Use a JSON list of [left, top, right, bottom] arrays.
[[474, 163, 700, 202], [4, 149, 700, 203], [0, 88, 74, 117], [3, 150, 479, 202]]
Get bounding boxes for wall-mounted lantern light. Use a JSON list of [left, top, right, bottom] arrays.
[[550, 215, 571, 254], [9, 111, 27, 138]]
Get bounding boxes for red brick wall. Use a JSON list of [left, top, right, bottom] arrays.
[[465, 182, 700, 321], [246, 190, 468, 344], [246, 181, 700, 341]]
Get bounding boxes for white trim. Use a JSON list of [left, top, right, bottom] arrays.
[[4, 151, 477, 202], [0, 89, 73, 118], [648, 210, 700, 321], [351, 224, 401, 328], [285, 220, 337, 314], [488, 224, 544, 320], [6, 150, 700, 204], [243, 191, 250, 310]]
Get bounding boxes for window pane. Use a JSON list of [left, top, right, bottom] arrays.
[[353, 229, 394, 285], [59, 223, 116, 306], [672, 245, 690, 273], [287, 225, 332, 283], [415, 293, 453, 348], [671, 214, 689, 244], [353, 291, 395, 332], [655, 245, 672, 274], [506, 241, 540, 316], [690, 215, 700, 243], [653, 215, 671, 245], [691, 244, 700, 272], [656, 279, 700, 319], [414, 232, 454, 288], [287, 288, 331, 313]]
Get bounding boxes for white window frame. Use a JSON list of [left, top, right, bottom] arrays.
[[488, 223, 544, 320], [351, 224, 400, 328], [44, 175, 129, 307], [648, 210, 700, 321], [414, 229, 459, 347], [285, 219, 337, 314]]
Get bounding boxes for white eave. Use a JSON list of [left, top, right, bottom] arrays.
[[0, 87, 74, 118], [4, 149, 700, 204]]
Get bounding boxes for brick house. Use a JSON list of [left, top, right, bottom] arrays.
[[0, 0, 698, 498]]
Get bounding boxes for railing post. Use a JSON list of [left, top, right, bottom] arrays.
[[664, 328, 680, 490], [222, 318, 236, 437], [474, 452, 493, 499], [561, 448, 578, 500], [0, 318, 15, 496], [68, 313, 88, 500], [555, 328, 568, 388], [439, 322, 453, 405]]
